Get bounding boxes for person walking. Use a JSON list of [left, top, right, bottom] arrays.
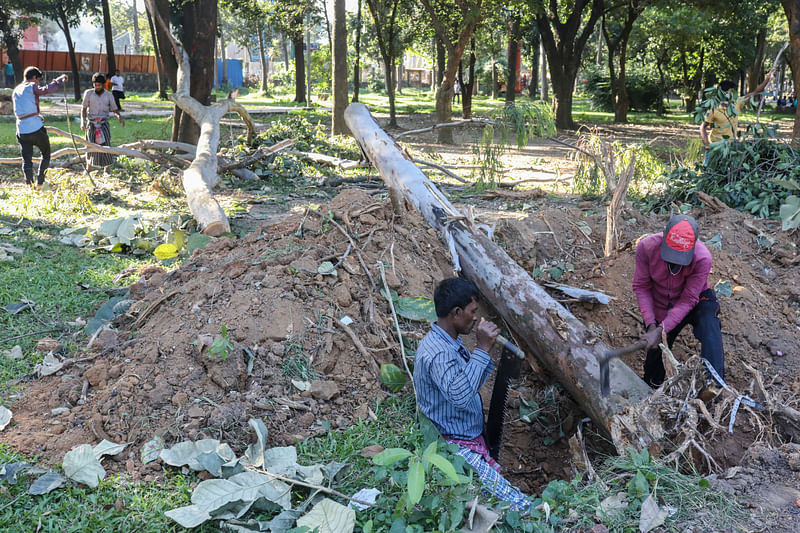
[[110, 69, 125, 111], [81, 72, 124, 174], [453, 79, 461, 104], [12, 66, 68, 189], [4, 60, 14, 87]]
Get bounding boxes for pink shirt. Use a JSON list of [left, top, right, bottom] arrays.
[[632, 234, 712, 333]]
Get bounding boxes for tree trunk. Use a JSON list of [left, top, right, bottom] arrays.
[[344, 102, 664, 453], [352, 0, 362, 103], [436, 39, 445, 86], [323, 0, 332, 53], [540, 41, 548, 101], [293, 36, 306, 103], [220, 34, 228, 85], [0, 12, 23, 84], [782, 0, 800, 138], [283, 35, 290, 71], [145, 7, 168, 99], [384, 57, 397, 127], [529, 36, 540, 99], [258, 26, 269, 94], [462, 42, 476, 119], [603, 1, 642, 124], [332, 0, 348, 135], [491, 62, 498, 100], [132, 0, 141, 51], [747, 27, 767, 94], [175, 0, 216, 145], [551, 69, 576, 130], [101, 0, 117, 74], [506, 17, 520, 105], [57, 7, 82, 102]]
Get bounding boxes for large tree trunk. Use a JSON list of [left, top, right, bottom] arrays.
[[781, 0, 800, 138], [344, 102, 664, 453], [603, 1, 641, 124], [550, 69, 576, 130], [505, 16, 520, 105], [747, 27, 767, 94], [293, 35, 306, 103], [145, 7, 168, 99], [258, 26, 270, 94], [332, 0, 348, 135], [462, 42, 476, 119], [352, 0, 362, 103], [384, 57, 397, 127], [131, 0, 141, 51], [57, 7, 82, 102], [175, 0, 217, 145], [0, 12, 23, 84], [101, 0, 117, 74]]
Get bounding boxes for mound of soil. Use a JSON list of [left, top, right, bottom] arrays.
[[5, 189, 799, 506]]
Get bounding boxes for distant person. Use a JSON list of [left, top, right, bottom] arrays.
[[632, 214, 724, 398], [700, 69, 774, 164], [110, 69, 125, 111], [81, 72, 124, 174], [12, 67, 68, 190], [4, 60, 14, 87], [453, 80, 461, 104]]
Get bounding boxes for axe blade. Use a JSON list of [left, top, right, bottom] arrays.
[[598, 339, 648, 397]]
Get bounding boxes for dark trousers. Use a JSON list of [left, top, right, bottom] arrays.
[[17, 126, 51, 186], [643, 288, 724, 387], [5, 74, 14, 87], [112, 90, 124, 110]]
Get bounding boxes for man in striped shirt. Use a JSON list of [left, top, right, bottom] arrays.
[[413, 277, 530, 511]]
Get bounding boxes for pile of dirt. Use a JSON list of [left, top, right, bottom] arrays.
[[5, 188, 799, 502]]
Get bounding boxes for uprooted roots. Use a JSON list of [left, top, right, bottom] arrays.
[[640, 349, 795, 473]]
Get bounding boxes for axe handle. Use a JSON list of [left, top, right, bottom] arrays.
[[600, 338, 648, 364], [496, 334, 524, 359]]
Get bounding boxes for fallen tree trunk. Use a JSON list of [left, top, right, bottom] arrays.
[[344, 102, 663, 453]]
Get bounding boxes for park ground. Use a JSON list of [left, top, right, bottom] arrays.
[[0, 88, 799, 532]]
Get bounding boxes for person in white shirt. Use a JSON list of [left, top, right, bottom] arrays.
[[110, 69, 125, 111], [81, 72, 124, 172]]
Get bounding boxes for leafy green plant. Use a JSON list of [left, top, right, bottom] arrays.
[[207, 324, 233, 360]]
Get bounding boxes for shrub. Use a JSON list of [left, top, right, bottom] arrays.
[[584, 68, 661, 112]]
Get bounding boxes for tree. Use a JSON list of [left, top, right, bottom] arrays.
[[602, 0, 645, 123], [529, 0, 603, 129], [267, 0, 313, 103], [352, 0, 363, 102], [0, 2, 33, 85], [419, 0, 484, 143], [38, 0, 97, 101], [781, 0, 800, 137], [332, 0, 347, 134], [100, 0, 116, 74]]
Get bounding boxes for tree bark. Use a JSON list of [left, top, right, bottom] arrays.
[[384, 57, 397, 127], [603, 1, 641, 124], [145, 6, 168, 99], [332, 0, 348, 135], [747, 27, 767, 94], [220, 34, 228, 85], [101, 0, 117, 74], [781, 0, 800, 138], [57, 6, 82, 102], [506, 16, 520, 105], [436, 38, 445, 86], [258, 26, 269, 94], [294, 35, 306, 103], [344, 102, 664, 453], [132, 0, 141, 51], [352, 0, 362, 103], [462, 42, 476, 119]]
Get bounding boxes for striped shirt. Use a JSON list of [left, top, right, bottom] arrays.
[[413, 323, 494, 440]]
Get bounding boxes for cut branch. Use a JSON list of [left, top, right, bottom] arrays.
[[393, 118, 496, 140], [345, 103, 663, 453], [288, 150, 371, 170]]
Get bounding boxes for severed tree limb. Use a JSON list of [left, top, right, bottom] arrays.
[[605, 154, 635, 256], [413, 158, 469, 184], [345, 102, 663, 454], [288, 150, 371, 170], [393, 118, 496, 139], [219, 138, 295, 171], [148, 0, 255, 236]]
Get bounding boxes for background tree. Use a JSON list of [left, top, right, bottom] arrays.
[[332, 0, 347, 134], [419, 0, 484, 143], [602, 0, 645, 123], [0, 1, 36, 85], [351, 0, 363, 102], [267, 0, 313, 102], [505, 10, 521, 104], [781, 0, 800, 137], [100, 0, 117, 73], [529, 0, 603, 129]]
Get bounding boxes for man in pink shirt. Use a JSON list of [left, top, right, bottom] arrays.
[[632, 215, 724, 388]]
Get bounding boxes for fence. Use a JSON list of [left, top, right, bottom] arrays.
[[1, 50, 158, 74]]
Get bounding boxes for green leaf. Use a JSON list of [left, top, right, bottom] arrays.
[[407, 459, 425, 508], [373, 448, 413, 466], [97, 217, 125, 238], [780, 195, 800, 231], [116, 216, 139, 245], [296, 498, 355, 533], [425, 452, 459, 483], [773, 179, 800, 191], [394, 297, 437, 322], [380, 287, 399, 302], [141, 435, 165, 464], [380, 363, 407, 392], [63, 444, 105, 488], [154, 243, 179, 260], [422, 440, 437, 459], [160, 439, 221, 471], [698, 478, 710, 488], [549, 267, 563, 281], [187, 232, 213, 255], [170, 229, 186, 249], [93, 439, 128, 459], [713, 280, 732, 298], [628, 470, 649, 499]]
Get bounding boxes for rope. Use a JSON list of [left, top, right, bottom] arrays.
[[63, 81, 97, 187]]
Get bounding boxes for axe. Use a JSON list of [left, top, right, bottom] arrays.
[[598, 339, 647, 397], [485, 334, 525, 461]]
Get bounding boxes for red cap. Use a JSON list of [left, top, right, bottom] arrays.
[[661, 215, 698, 265]]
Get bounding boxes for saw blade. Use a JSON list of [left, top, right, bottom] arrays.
[[485, 344, 522, 461]]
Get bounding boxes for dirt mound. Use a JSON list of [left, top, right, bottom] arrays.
[[4, 190, 460, 480]]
